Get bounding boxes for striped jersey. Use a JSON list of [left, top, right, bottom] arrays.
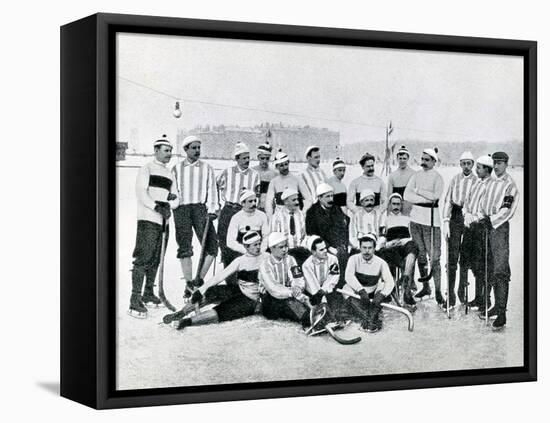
[[264, 173, 302, 219], [300, 166, 328, 210], [462, 176, 492, 219], [442, 172, 477, 222], [135, 160, 179, 225], [171, 159, 219, 213], [344, 254, 395, 296], [349, 208, 380, 249], [302, 253, 340, 295], [481, 172, 520, 229], [217, 165, 260, 205], [270, 207, 307, 249], [259, 254, 306, 300]]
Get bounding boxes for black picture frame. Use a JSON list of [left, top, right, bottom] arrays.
[[60, 12, 537, 409]]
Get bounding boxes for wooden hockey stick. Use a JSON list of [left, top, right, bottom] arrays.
[[158, 218, 176, 311]]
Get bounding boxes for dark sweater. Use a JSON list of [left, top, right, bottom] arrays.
[[305, 202, 349, 248]]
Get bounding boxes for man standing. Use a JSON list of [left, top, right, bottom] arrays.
[[264, 150, 307, 220], [387, 145, 415, 215], [461, 155, 494, 312], [270, 188, 309, 266], [377, 193, 418, 307], [404, 148, 445, 304], [171, 135, 219, 292], [252, 142, 278, 212], [259, 232, 311, 326], [344, 234, 395, 332], [217, 142, 260, 275], [129, 135, 179, 318], [306, 183, 350, 287], [347, 153, 387, 213], [441, 151, 477, 310], [327, 157, 348, 214], [299, 145, 328, 212], [478, 152, 520, 330]]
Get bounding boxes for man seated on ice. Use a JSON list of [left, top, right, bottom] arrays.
[[171, 231, 264, 330], [376, 193, 418, 308], [343, 233, 395, 333], [259, 232, 312, 327]]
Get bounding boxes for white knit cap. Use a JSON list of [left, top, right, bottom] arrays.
[[305, 145, 319, 158], [316, 182, 333, 197], [332, 157, 346, 170], [477, 154, 494, 168], [423, 147, 438, 161], [361, 232, 378, 244], [257, 143, 272, 156], [242, 231, 261, 245], [233, 142, 250, 158], [388, 192, 403, 202], [274, 151, 289, 165], [182, 135, 201, 149], [397, 145, 410, 156], [281, 187, 299, 201], [359, 189, 375, 202], [153, 135, 173, 149], [306, 235, 323, 251], [268, 232, 287, 248], [239, 189, 256, 203], [459, 151, 475, 162]]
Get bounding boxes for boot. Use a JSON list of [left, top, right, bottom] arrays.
[[478, 306, 498, 320], [446, 266, 457, 307], [142, 266, 161, 306], [128, 267, 148, 318], [491, 281, 508, 331], [457, 267, 469, 304], [415, 283, 432, 299], [402, 276, 417, 307], [435, 290, 445, 306]]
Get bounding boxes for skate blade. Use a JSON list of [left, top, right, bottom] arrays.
[[414, 294, 432, 301], [127, 309, 147, 319], [143, 302, 164, 308]]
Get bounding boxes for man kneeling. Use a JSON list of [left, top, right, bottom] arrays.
[[174, 231, 263, 330], [344, 233, 395, 332]]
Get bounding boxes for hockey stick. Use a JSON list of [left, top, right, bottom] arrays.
[[484, 227, 489, 325], [418, 202, 435, 283], [325, 323, 361, 345], [337, 288, 414, 332], [305, 303, 362, 344], [158, 218, 176, 311], [191, 214, 213, 315], [445, 236, 451, 319]]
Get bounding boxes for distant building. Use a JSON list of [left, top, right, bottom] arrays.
[[176, 123, 340, 161], [116, 142, 128, 161]]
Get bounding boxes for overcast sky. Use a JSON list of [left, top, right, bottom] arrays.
[[117, 32, 523, 153]]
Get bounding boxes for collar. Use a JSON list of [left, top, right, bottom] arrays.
[[307, 165, 322, 173], [235, 165, 250, 174], [311, 255, 326, 265], [494, 172, 509, 182], [183, 158, 200, 167], [359, 254, 375, 264], [153, 159, 167, 167]]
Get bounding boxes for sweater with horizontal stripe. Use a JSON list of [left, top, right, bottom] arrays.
[[135, 160, 179, 225]]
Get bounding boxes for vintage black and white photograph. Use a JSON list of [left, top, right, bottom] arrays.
[[115, 31, 524, 391]]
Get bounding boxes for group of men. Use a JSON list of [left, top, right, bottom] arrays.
[[129, 134, 519, 334]]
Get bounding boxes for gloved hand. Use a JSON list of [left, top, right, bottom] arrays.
[[310, 290, 325, 306], [359, 289, 370, 306], [372, 291, 386, 306], [291, 285, 303, 299], [167, 193, 177, 201], [191, 289, 203, 304], [154, 201, 171, 220], [191, 277, 204, 288]]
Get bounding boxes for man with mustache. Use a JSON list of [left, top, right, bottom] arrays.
[[264, 150, 309, 220], [404, 148, 445, 305], [441, 151, 477, 310], [172, 135, 219, 296], [387, 145, 415, 215], [377, 193, 419, 308], [299, 145, 328, 213], [306, 183, 350, 287], [252, 142, 278, 212], [270, 188, 310, 266], [217, 142, 260, 284], [129, 135, 179, 318], [227, 189, 270, 259], [347, 153, 387, 213], [349, 189, 380, 253]]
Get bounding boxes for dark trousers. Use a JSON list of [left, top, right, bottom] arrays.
[[334, 245, 349, 288], [218, 203, 242, 268], [173, 204, 218, 259], [262, 295, 309, 324], [132, 220, 166, 295], [346, 296, 382, 326], [489, 222, 511, 314], [410, 221, 441, 291], [463, 223, 491, 304], [448, 205, 469, 300]]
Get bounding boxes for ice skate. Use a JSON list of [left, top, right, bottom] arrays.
[[414, 284, 432, 301], [127, 294, 148, 319], [142, 292, 163, 308], [491, 313, 506, 331]]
